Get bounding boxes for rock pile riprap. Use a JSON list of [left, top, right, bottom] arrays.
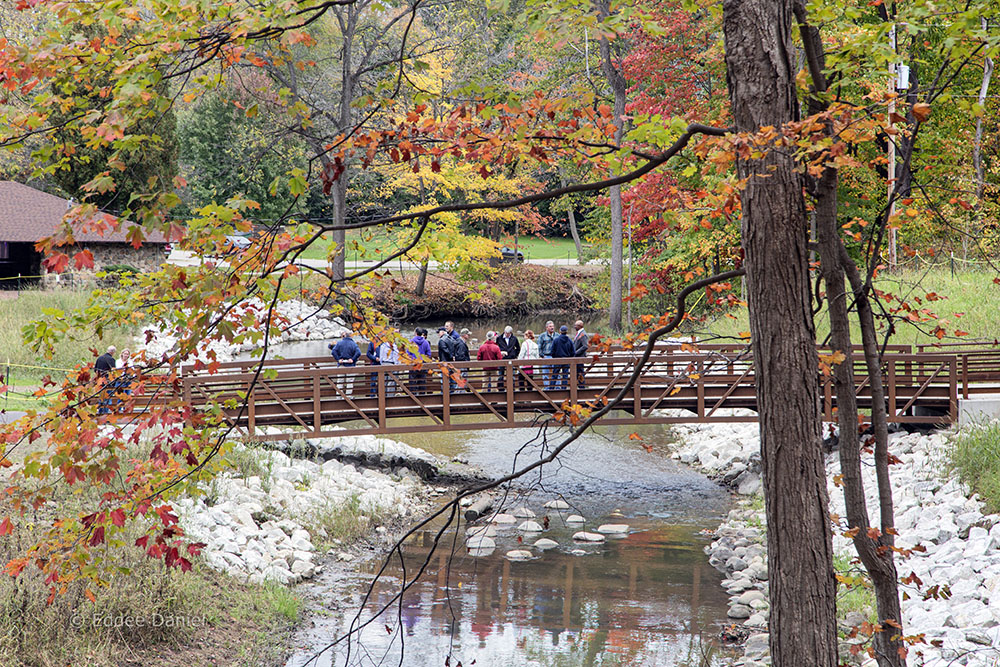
[[175, 442, 425, 585], [140, 298, 352, 364], [666, 413, 1000, 667]]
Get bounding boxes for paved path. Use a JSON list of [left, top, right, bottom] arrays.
[[166, 250, 590, 270]]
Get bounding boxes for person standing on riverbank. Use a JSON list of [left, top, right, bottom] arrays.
[[573, 320, 589, 388], [517, 330, 539, 391], [477, 331, 503, 390], [537, 321, 556, 389], [551, 325, 575, 389]]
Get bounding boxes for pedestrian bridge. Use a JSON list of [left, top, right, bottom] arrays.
[[157, 343, 1000, 440]]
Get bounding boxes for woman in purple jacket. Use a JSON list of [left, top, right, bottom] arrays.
[[409, 327, 432, 393]]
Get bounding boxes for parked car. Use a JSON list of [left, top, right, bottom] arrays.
[[499, 246, 524, 263]]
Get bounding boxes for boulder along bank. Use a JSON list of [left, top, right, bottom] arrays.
[[664, 411, 1000, 667]]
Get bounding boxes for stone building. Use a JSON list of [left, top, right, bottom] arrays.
[[0, 181, 168, 285]]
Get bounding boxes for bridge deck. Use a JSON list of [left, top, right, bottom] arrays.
[[126, 344, 1000, 440]]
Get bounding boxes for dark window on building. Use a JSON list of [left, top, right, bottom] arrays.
[[0, 242, 8, 260]]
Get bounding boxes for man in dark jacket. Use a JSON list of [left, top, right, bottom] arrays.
[[497, 326, 519, 386], [537, 320, 556, 389], [95, 345, 117, 414], [550, 326, 575, 390], [330, 332, 361, 394], [437, 326, 456, 362], [366, 336, 380, 396], [573, 320, 590, 388]]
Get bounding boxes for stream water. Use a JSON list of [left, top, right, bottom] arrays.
[[284, 420, 734, 667]]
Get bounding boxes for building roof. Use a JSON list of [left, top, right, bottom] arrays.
[[0, 181, 167, 244]]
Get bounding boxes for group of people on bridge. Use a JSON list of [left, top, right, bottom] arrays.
[[328, 320, 591, 396]]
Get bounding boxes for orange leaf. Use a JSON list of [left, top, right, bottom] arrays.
[[912, 102, 931, 122], [85, 589, 96, 603], [0, 517, 12, 536]]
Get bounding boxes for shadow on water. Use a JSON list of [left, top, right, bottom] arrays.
[[285, 422, 735, 667]]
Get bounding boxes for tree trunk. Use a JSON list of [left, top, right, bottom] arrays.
[[795, 7, 905, 664], [559, 168, 584, 261], [973, 18, 993, 258], [415, 172, 429, 296], [598, 1, 627, 334], [723, 0, 838, 665]]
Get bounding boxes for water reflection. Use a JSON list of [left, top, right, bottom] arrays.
[[286, 423, 734, 667]]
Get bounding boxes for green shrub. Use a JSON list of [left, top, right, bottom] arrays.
[[951, 421, 1000, 513]]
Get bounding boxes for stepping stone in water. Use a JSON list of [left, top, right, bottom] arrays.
[[465, 524, 497, 538], [466, 535, 496, 550], [544, 499, 570, 510], [534, 538, 559, 549], [566, 515, 586, 524], [570, 549, 587, 556], [597, 524, 629, 535], [490, 513, 516, 525], [512, 506, 536, 519], [572, 531, 605, 543], [505, 549, 533, 561], [518, 521, 543, 533]]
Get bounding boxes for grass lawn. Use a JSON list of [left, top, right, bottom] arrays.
[[696, 267, 1000, 346], [297, 230, 581, 262]]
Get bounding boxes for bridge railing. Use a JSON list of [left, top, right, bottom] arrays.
[[162, 350, 972, 439]]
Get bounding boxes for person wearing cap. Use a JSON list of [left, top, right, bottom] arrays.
[[550, 325, 575, 390], [477, 331, 503, 390]]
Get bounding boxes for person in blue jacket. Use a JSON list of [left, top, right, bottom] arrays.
[[366, 335, 381, 396], [329, 331, 361, 394], [550, 325, 576, 390]]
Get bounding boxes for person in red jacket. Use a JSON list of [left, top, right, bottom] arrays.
[[477, 331, 503, 391]]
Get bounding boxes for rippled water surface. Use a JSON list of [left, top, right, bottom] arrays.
[[285, 421, 734, 667]]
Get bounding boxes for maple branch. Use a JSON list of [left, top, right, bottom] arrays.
[[316, 122, 729, 232]]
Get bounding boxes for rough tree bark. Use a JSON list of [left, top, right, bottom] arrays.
[[722, 0, 839, 664], [795, 8, 906, 665], [598, 0, 627, 334], [559, 167, 584, 262], [973, 18, 993, 257]]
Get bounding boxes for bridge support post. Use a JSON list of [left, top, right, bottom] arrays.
[[377, 369, 386, 430]]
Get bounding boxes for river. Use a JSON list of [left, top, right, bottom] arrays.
[[283, 420, 735, 667]]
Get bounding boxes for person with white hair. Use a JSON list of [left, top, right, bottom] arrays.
[[497, 325, 520, 387]]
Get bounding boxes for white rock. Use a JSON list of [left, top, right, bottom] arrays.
[[467, 535, 496, 550], [566, 515, 586, 524], [490, 513, 517, 525], [518, 521, 543, 533], [596, 524, 629, 535], [544, 500, 570, 510], [534, 538, 559, 549], [505, 549, 533, 561], [512, 506, 536, 518], [572, 531, 605, 543]]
